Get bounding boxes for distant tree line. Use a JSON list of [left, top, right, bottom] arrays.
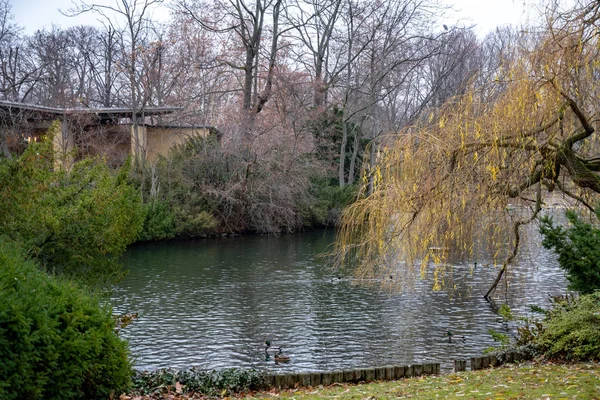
[[0, 0, 520, 184]]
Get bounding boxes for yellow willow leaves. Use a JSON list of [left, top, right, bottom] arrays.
[[486, 163, 500, 181], [334, 10, 600, 291], [432, 268, 442, 291]]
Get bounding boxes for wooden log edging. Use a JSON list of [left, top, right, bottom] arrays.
[[264, 362, 440, 389], [467, 350, 533, 371]]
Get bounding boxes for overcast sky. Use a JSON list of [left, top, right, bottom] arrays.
[[9, 0, 535, 36]]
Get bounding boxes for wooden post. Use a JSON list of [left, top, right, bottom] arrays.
[[394, 365, 406, 379], [275, 375, 293, 389], [310, 372, 322, 386], [364, 368, 376, 382], [471, 357, 483, 370], [454, 359, 467, 372], [482, 356, 490, 369], [413, 364, 423, 376], [490, 355, 500, 367], [506, 351, 515, 363], [385, 366, 395, 380], [298, 373, 311, 387], [355, 369, 367, 382], [289, 374, 300, 388], [405, 365, 414, 377], [331, 371, 344, 383], [321, 372, 333, 385], [263, 374, 275, 388], [343, 370, 356, 383], [422, 363, 432, 375], [374, 367, 386, 381]]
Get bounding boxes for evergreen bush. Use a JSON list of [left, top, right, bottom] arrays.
[[539, 208, 600, 294], [534, 293, 600, 361], [138, 200, 178, 241], [0, 127, 144, 286], [0, 238, 132, 400]]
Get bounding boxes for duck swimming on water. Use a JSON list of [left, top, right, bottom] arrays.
[[274, 353, 291, 363], [264, 340, 283, 355], [447, 331, 466, 343]]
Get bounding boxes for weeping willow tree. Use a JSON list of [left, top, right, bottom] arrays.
[[335, 1, 600, 299]]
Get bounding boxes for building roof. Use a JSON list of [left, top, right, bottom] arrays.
[[150, 123, 221, 136], [0, 100, 182, 124]]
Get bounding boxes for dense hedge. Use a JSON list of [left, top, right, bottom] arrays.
[[0, 238, 132, 399]]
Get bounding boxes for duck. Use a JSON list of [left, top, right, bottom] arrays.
[[274, 354, 291, 363], [264, 340, 283, 355], [447, 331, 467, 343]]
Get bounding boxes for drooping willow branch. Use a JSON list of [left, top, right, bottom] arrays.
[[484, 182, 543, 300]]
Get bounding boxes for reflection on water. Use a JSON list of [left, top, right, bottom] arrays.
[[112, 226, 567, 372]]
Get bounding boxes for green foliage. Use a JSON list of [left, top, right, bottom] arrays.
[[539, 208, 600, 294], [137, 200, 178, 242], [307, 177, 358, 226], [498, 304, 515, 322], [529, 304, 547, 315], [308, 107, 367, 183], [131, 368, 266, 396], [176, 210, 218, 237], [485, 328, 511, 353], [0, 125, 144, 285], [0, 238, 132, 400], [534, 293, 600, 361]]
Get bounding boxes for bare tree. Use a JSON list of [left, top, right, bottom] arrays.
[[70, 0, 164, 166], [285, 0, 343, 108], [176, 0, 285, 146], [333, 0, 449, 190], [0, 1, 42, 102]]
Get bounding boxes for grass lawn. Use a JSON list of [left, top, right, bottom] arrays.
[[243, 362, 600, 400]]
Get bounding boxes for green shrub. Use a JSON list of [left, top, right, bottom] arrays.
[[177, 210, 219, 237], [307, 177, 358, 226], [138, 200, 179, 241], [0, 129, 144, 286], [539, 208, 600, 294], [534, 293, 600, 361], [0, 238, 132, 400]]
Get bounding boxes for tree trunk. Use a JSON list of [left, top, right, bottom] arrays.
[[339, 119, 348, 187], [347, 123, 361, 185]]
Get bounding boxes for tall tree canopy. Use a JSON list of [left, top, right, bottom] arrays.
[[335, 1, 600, 298]]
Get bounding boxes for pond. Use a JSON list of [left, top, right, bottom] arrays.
[[112, 226, 567, 373]]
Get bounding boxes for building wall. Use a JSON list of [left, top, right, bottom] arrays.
[[15, 122, 217, 167], [146, 126, 215, 162]]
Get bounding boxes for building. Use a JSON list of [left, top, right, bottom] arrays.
[[0, 100, 220, 168]]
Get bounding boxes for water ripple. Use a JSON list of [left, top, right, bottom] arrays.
[[112, 228, 567, 372]]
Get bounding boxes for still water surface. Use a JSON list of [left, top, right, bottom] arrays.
[[112, 228, 567, 372]]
